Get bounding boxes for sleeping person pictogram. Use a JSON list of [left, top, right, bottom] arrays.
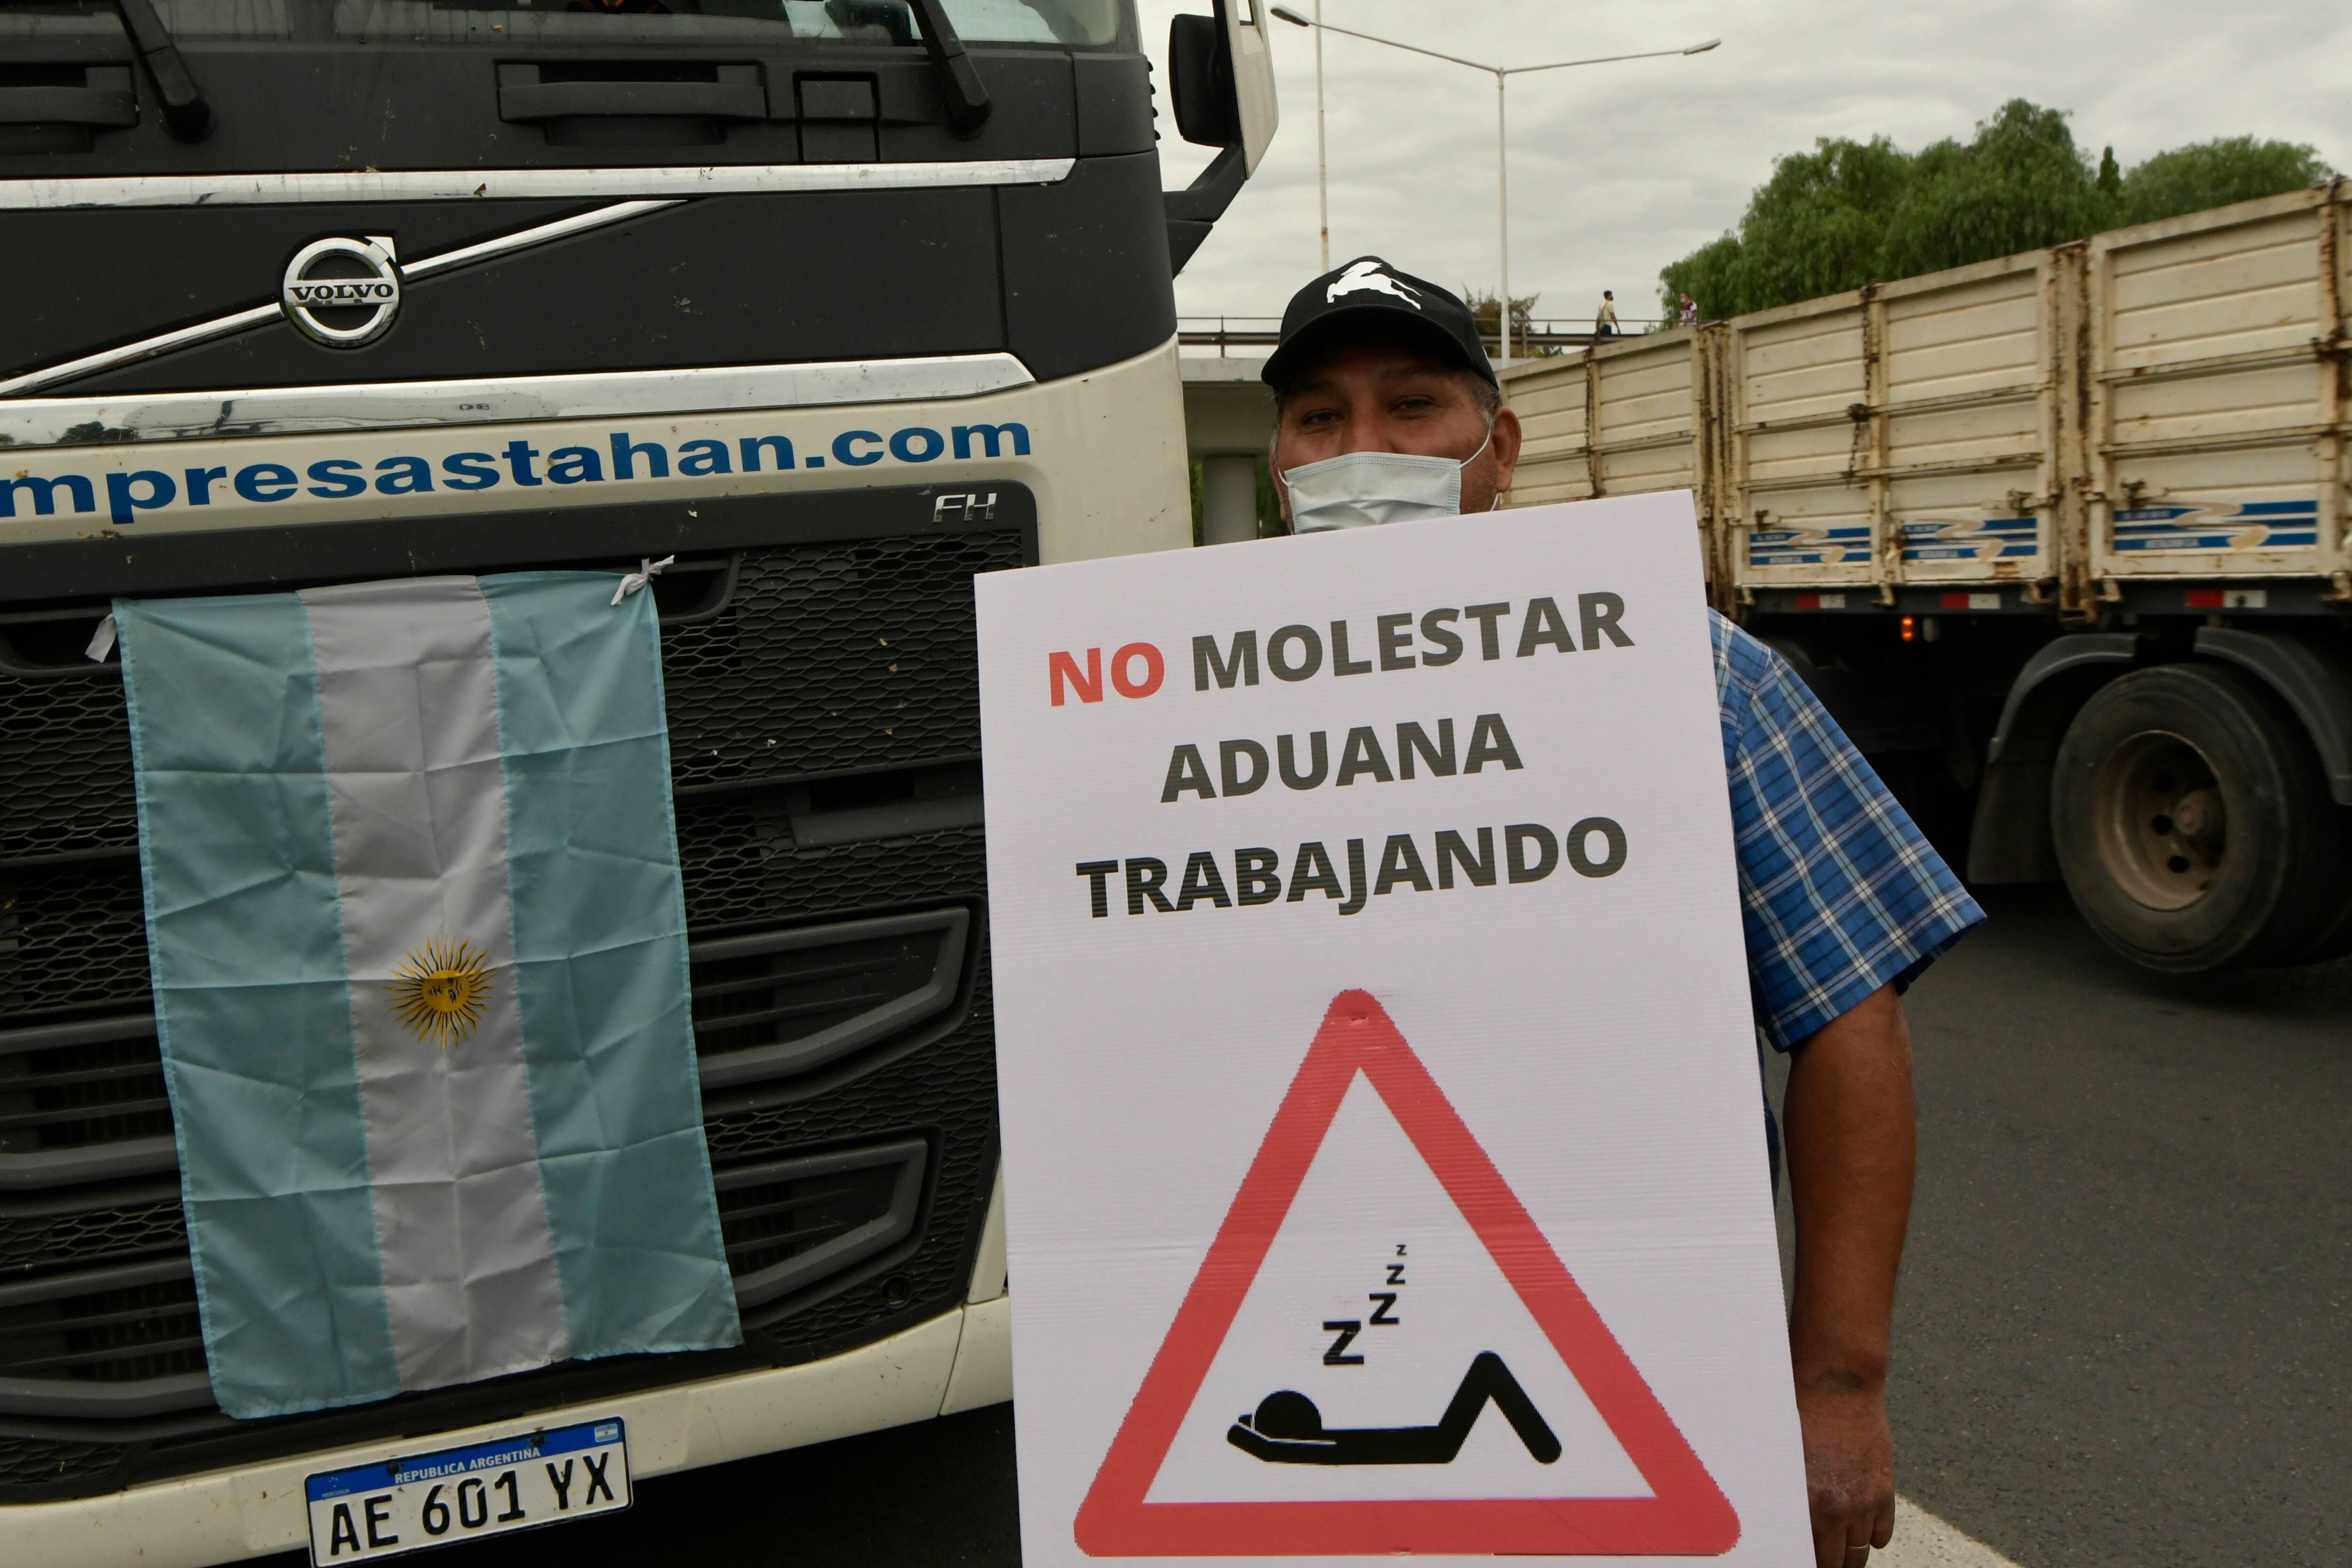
[[1226, 1351, 1563, 1465]]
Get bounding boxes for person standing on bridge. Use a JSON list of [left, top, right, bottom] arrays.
[[1259, 256, 1985, 1568], [1596, 288, 1620, 336]]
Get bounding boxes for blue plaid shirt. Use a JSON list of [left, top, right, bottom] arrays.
[[1712, 612, 1984, 1050]]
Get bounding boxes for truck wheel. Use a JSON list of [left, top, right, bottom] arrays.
[[2050, 663, 2342, 972]]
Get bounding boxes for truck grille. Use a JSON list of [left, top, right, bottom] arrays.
[[0, 665, 135, 863], [0, 520, 1019, 1502], [660, 533, 1005, 791], [0, 868, 151, 1019], [0, 1433, 127, 1488], [0, 1137, 933, 1394], [0, 1185, 185, 1276], [0, 1268, 205, 1387], [0, 1018, 175, 1172]]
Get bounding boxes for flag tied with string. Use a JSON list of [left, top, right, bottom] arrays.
[[118, 572, 739, 1420]]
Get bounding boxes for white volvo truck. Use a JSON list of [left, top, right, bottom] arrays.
[[0, 0, 1275, 1561], [1504, 182, 2352, 974]]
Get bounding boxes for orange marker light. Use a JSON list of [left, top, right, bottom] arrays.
[[1899, 615, 1917, 643]]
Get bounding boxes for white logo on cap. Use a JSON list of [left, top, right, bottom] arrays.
[[1327, 259, 1422, 310]]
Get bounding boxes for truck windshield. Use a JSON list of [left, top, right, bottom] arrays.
[[0, 0, 1121, 45]]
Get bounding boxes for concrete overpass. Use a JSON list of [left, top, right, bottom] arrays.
[[1181, 355, 1277, 545]]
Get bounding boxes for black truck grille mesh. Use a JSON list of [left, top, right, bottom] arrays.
[[1, 866, 151, 1020], [660, 531, 1010, 790], [0, 672, 136, 863], [0, 1433, 129, 1489], [0, 1195, 187, 1276], [0, 529, 1015, 1503]]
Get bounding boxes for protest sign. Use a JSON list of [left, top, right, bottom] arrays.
[[976, 493, 1808, 1563]]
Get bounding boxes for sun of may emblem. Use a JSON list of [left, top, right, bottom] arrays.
[[388, 938, 494, 1048]]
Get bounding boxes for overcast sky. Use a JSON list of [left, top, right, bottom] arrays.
[[1137, 0, 2352, 329]]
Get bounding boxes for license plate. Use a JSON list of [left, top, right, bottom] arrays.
[[305, 1417, 631, 1563]]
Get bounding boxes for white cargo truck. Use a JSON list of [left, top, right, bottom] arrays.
[[1503, 182, 2352, 974]]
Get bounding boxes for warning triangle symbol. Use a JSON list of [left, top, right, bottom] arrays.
[[1073, 990, 1740, 1558]]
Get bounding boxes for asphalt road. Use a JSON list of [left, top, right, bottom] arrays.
[[288, 884, 2349, 1568], [1871, 886, 2352, 1568]]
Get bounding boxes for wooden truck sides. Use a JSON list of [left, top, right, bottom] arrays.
[[1503, 183, 2352, 972]]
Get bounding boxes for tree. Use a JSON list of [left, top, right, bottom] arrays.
[[1461, 290, 1558, 357], [2121, 136, 2328, 225], [1653, 135, 1909, 321], [1659, 101, 2334, 320], [1878, 100, 2114, 279]]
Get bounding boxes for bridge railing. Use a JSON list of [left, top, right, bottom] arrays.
[[1176, 316, 1674, 357]]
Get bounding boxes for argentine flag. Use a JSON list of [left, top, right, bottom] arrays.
[[118, 573, 740, 1420]]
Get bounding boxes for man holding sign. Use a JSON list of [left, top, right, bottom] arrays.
[[977, 261, 1978, 1568], [1255, 259, 1984, 1566]]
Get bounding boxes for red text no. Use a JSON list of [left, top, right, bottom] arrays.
[[1050, 644, 1166, 706]]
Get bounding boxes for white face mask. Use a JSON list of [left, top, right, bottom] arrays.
[[1278, 425, 1494, 533]]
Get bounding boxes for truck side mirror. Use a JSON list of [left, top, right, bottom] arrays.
[[1163, 2, 1279, 275], [1221, 0, 1278, 175], [1168, 13, 1239, 148]]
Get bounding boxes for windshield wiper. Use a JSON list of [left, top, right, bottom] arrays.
[[109, 0, 211, 140], [906, 0, 989, 136]]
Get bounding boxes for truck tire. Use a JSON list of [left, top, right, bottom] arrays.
[[2050, 663, 2343, 972]]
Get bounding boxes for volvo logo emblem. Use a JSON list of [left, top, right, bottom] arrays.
[[281, 236, 402, 348]]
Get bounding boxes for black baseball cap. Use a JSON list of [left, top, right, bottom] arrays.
[[1260, 256, 1499, 391]]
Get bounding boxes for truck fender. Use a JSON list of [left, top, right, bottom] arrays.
[[1754, 634, 1939, 756], [2192, 627, 2352, 808], [1966, 633, 2145, 884]]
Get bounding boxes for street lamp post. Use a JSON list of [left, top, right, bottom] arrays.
[[1270, 10, 1718, 363], [1495, 67, 1508, 360], [1313, 0, 1327, 272]]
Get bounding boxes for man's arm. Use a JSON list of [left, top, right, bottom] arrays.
[[1781, 981, 1916, 1568]]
